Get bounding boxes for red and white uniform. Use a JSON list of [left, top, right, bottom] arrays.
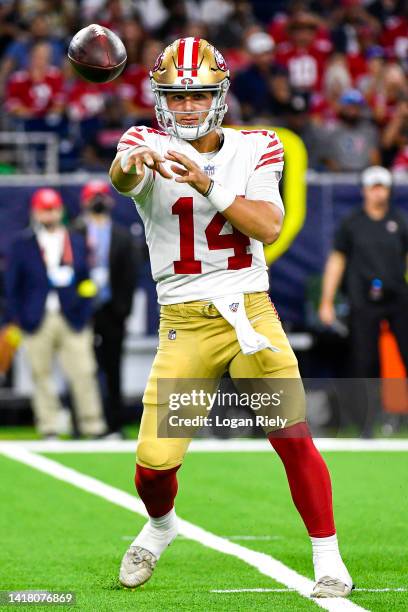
[[380, 16, 408, 60], [6, 67, 64, 116], [275, 40, 331, 91], [117, 126, 284, 304]]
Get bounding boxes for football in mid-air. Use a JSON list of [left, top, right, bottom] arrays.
[[68, 24, 127, 83]]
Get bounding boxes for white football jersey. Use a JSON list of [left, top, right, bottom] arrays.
[[116, 126, 284, 304]]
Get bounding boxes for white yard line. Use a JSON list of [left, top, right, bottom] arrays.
[[122, 534, 283, 541], [0, 438, 408, 454], [354, 588, 407, 592], [0, 445, 368, 612]]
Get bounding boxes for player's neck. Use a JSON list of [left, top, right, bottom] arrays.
[[189, 130, 222, 154]]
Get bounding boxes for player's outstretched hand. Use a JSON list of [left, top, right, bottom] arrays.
[[122, 146, 172, 179], [165, 150, 211, 195]]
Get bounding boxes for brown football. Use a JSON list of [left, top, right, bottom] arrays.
[[68, 24, 127, 83]]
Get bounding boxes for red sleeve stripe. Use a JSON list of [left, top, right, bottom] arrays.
[[255, 157, 283, 170], [127, 131, 145, 142], [259, 149, 284, 162], [119, 138, 142, 148], [267, 139, 279, 149]]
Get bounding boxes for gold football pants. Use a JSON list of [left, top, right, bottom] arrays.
[[137, 292, 305, 469]]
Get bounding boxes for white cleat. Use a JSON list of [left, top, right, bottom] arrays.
[[311, 576, 354, 598], [119, 545, 157, 588]]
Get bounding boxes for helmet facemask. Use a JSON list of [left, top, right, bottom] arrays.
[[152, 80, 230, 140]]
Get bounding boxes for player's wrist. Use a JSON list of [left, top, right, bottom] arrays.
[[204, 180, 236, 212]]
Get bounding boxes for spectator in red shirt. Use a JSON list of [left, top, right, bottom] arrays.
[[380, 11, 408, 62], [275, 11, 332, 93], [0, 12, 65, 97], [5, 41, 64, 121], [118, 39, 161, 125], [346, 24, 381, 85], [65, 69, 117, 148]]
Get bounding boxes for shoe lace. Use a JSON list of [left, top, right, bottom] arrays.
[[130, 547, 155, 568], [319, 577, 342, 587]]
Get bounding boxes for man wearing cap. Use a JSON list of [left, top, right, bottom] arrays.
[[325, 89, 380, 171], [319, 166, 408, 427], [4, 188, 107, 438], [233, 31, 290, 123], [73, 180, 137, 438]]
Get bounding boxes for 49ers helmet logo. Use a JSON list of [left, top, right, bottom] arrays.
[[213, 47, 227, 71], [152, 51, 164, 72], [181, 77, 194, 85]]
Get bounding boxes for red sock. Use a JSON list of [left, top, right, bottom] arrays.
[[135, 464, 181, 518], [268, 423, 335, 537]]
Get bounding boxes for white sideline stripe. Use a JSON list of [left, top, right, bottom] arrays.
[[0, 438, 408, 453], [355, 588, 407, 592], [0, 445, 368, 612], [212, 588, 407, 594]]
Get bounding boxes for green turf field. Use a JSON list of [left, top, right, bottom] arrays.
[[0, 447, 407, 611]]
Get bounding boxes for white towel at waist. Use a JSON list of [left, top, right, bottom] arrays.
[[211, 293, 280, 355]]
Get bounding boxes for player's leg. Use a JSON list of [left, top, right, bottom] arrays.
[[229, 292, 353, 598], [120, 303, 224, 587]]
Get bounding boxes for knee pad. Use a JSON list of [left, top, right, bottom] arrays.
[[137, 440, 170, 469]]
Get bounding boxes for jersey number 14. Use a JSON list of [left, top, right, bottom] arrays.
[[172, 197, 253, 274]]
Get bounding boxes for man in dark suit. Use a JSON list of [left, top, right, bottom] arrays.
[[4, 188, 107, 438], [74, 180, 137, 437]]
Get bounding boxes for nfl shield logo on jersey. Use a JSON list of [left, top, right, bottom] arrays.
[[168, 329, 177, 340], [203, 163, 215, 176], [229, 302, 239, 313]]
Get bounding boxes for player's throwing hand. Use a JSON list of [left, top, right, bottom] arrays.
[[165, 150, 211, 195], [122, 146, 172, 179]]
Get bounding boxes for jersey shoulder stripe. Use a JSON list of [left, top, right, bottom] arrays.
[[239, 129, 284, 172], [117, 125, 169, 152]]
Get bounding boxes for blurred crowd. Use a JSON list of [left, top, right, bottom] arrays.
[[0, 0, 408, 173]]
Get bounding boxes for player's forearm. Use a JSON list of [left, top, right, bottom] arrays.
[[320, 251, 346, 305], [222, 197, 283, 245], [109, 154, 144, 193]]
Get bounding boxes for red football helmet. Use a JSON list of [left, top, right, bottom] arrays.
[[31, 188, 63, 211]]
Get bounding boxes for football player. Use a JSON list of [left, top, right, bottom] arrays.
[[110, 37, 353, 598]]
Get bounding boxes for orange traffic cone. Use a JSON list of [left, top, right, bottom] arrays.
[[379, 321, 408, 414]]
